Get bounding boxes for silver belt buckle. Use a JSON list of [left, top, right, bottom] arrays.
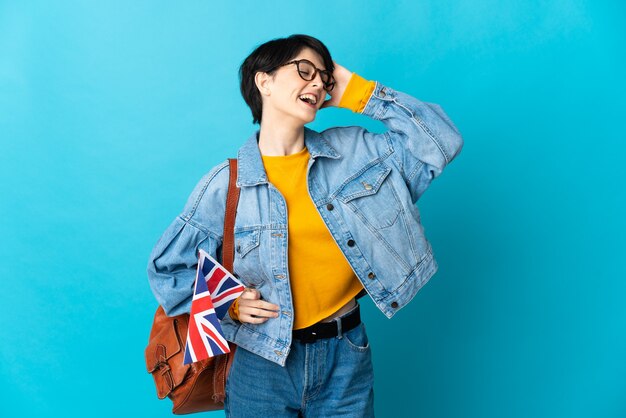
[[335, 316, 343, 339]]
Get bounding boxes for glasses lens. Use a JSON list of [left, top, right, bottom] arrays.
[[318, 70, 331, 84], [297, 61, 315, 81], [295, 60, 334, 91]]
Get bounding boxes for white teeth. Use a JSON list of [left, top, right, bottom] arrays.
[[299, 94, 317, 104]]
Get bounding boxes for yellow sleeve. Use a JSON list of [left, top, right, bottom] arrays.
[[337, 72, 376, 113]]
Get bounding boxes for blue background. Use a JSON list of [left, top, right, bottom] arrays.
[[1, 1, 625, 417]]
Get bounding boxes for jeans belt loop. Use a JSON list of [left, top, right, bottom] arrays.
[[335, 316, 343, 339]]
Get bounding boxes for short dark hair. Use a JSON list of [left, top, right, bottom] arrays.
[[239, 34, 334, 125]]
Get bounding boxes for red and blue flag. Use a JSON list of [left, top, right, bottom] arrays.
[[183, 249, 245, 364]]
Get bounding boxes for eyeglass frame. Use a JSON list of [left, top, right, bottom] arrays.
[[275, 59, 336, 92]]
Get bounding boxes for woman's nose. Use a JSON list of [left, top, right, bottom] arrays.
[[310, 70, 324, 87]]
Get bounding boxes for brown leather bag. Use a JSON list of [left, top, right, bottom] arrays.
[[145, 158, 240, 414]]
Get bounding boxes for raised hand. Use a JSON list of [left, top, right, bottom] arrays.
[[320, 61, 354, 109]]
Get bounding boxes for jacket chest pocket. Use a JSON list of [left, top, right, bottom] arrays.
[[233, 228, 265, 287], [336, 162, 401, 230]]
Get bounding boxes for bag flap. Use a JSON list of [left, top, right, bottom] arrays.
[[145, 306, 190, 399]]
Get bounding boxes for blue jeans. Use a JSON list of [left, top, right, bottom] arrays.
[[224, 313, 375, 417]]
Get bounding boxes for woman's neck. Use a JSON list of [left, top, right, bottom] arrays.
[[257, 122, 306, 156]]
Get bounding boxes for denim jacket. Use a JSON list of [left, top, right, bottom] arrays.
[[147, 81, 463, 366]]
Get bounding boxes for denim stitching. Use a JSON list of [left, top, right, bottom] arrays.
[[185, 160, 229, 220], [392, 97, 450, 163]]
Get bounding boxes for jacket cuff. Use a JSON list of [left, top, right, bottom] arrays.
[[338, 72, 376, 113]]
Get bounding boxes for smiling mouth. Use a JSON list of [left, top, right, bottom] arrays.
[[298, 94, 318, 108]]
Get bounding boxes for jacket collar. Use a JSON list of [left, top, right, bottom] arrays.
[[237, 126, 340, 187]]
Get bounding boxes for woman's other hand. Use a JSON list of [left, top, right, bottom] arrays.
[[320, 61, 353, 109], [237, 288, 280, 324]]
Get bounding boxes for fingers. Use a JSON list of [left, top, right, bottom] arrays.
[[238, 304, 279, 324], [241, 305, 278, 317], [237, 288, 280, 324], [239, 287, 261, 300], [239, 297, 280, 314]]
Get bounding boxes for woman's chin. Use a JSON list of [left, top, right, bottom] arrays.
[[298, 115, 315, 125], [297, 112, 316, 125]]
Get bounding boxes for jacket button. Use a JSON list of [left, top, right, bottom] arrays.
[[380, 88, 386, 97], [368, 272, 376, 279], [326, 203, 334, 211], [236, 245, 241, 253], [391, 301, 399, 309], [274, 350, 283, 356], [347, 239, 355, 247]]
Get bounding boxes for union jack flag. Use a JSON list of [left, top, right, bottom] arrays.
[[183, 249, 245, 364]]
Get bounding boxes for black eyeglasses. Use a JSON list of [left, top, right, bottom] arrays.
[[277, 59, 335, 92]]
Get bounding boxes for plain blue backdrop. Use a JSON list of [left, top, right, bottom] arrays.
[[1, 1, 625, 417]]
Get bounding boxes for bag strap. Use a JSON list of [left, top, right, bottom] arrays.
[[222, 158, 239, 272], [213, 159, 240, 403]]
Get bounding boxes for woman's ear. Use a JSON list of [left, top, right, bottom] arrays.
[[254, 71, 272, 96]]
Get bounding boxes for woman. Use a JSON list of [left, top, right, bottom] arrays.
[[147, 34, 463, 417]]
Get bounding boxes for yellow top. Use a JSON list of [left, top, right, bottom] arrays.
[[261, 146, 363, 329], [228, 72, 377, 329]]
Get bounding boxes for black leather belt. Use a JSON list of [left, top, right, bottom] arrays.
[[292, 303, 361, 344]]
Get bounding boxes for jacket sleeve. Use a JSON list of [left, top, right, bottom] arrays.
[[341, 73, 464, 203], [146, 216, 221, 316], [146, 163, 228, 317]]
